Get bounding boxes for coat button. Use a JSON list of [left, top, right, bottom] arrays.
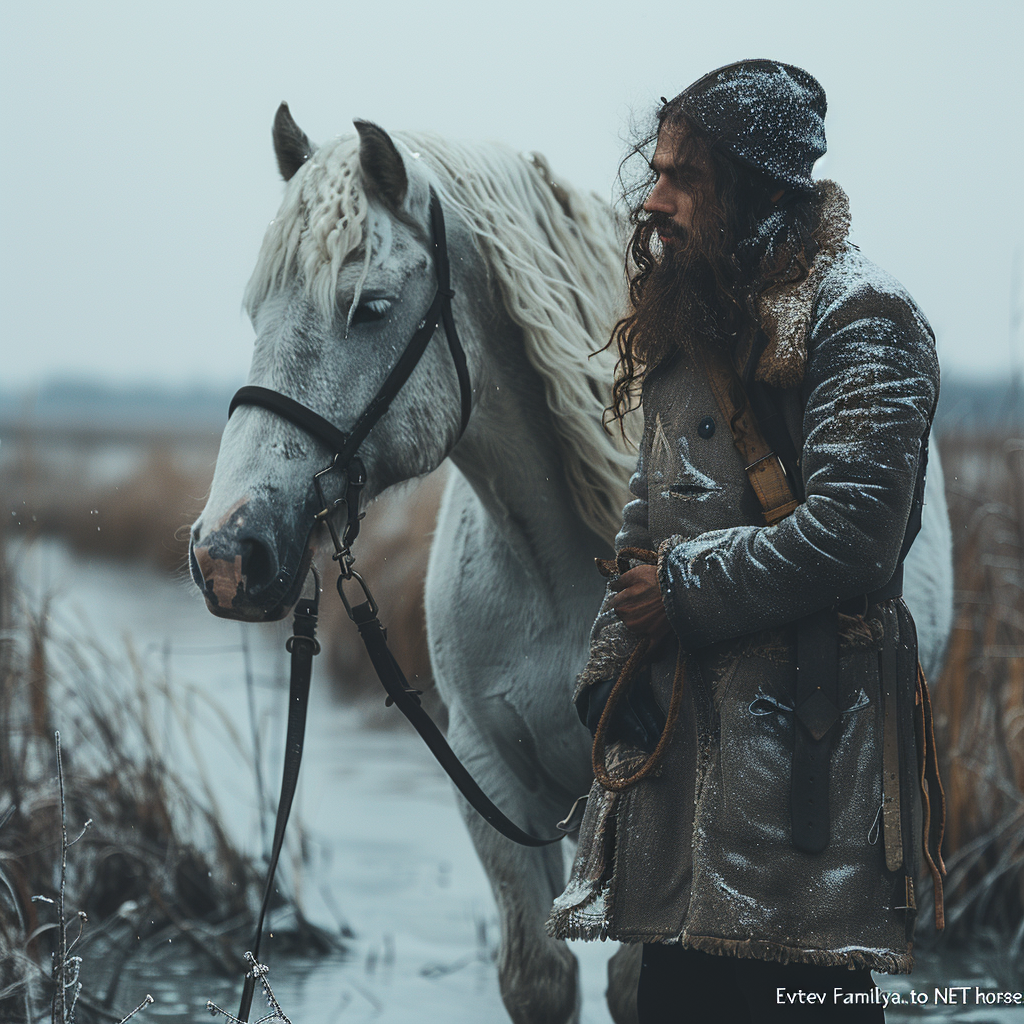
[[697, 416, 716, 439]]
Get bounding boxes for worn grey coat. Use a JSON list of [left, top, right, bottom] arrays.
[[547, 181, 939, 973]]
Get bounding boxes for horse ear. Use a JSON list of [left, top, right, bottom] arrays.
[[354, 120, 408, 208], [273, 102, 313, 182]]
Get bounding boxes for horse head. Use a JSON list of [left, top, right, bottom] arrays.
[[190, 106, 481, 621]]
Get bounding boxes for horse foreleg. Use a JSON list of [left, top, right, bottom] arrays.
[[460, 801, 580, 1024], [606, 942, 641, 1024]]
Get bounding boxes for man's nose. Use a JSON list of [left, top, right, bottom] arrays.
[[644, 178, 674, 216]]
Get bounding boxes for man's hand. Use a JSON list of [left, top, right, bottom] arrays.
[[608, 564, 672, 644]]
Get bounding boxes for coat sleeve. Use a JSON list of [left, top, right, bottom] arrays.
[[657, 268, 939, 650]]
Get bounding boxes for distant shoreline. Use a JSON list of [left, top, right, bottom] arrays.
[[2, 373, 1020, 436]]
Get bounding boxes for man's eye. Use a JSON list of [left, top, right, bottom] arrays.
[[350, 299, 391, 325]]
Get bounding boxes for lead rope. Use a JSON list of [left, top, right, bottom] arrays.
[[236, 566, 320, 1023], [590, 548, 687, 792]]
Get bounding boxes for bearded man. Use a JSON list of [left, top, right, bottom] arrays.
[[548, 61, 945, 1023]]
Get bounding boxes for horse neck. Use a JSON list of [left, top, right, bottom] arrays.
[[446, 282, 610, 586]]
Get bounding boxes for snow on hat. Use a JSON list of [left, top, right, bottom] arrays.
[[674, 59, 827, 190]]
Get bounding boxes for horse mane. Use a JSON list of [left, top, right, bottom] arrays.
[[244, 132, 634, 543]]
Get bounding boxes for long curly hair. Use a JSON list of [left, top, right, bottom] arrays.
[[607, 97, 821, 429]]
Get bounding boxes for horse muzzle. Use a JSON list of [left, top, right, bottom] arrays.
[[190, 501, 312, 621]]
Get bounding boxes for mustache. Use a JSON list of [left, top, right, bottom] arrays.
[[646, 213, 675, 234], [644, 214, 689, 250]]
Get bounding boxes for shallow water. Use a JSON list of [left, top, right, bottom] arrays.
[[10, 541, 1020, 1023]]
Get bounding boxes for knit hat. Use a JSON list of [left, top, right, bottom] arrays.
[[672, 59, 827, 190]]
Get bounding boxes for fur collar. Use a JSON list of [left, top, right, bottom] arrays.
[[754, 180, 852, 388]]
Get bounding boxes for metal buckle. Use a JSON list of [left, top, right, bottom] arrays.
[[313, 456, 366, 575], [744, 451, 787, 477], [337, 569, 378, 621], [313, 455, 347, 548], [285, 634, 321, 655]]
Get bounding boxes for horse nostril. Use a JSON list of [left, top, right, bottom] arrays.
[[240, 535, 277, 592]]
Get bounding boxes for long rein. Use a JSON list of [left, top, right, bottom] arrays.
[[228, 189, 566, 1022]]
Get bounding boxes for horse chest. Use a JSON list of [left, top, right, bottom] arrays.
[[425, 482, 595, 693]]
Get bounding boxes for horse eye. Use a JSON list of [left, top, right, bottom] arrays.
[[350, 299, 391, 325]]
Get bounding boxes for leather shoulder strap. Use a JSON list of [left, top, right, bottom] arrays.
[[694, 343, 799, 526]]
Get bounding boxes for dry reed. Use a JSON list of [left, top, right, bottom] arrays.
[[0, 547, 340, 1022], [2, 428, 215, 572]]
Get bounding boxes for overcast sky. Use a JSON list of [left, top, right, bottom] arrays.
[[2, 0, 1022, 389]]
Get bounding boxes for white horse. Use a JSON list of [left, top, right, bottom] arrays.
[[189, 106, 953, 1024]]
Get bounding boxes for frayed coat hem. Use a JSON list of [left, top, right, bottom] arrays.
[[548, 908, 914, 974]]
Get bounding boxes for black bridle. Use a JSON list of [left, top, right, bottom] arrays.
[[226, 188, 566, 1023]]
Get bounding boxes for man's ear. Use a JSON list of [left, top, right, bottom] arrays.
[[354, 120, 408, 208], [273, 102, 314, 182]]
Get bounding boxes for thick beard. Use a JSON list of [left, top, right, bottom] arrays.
[[628, 232, 733, 373]]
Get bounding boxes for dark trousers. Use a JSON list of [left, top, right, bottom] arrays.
[[637, 944, 886, 1023]]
